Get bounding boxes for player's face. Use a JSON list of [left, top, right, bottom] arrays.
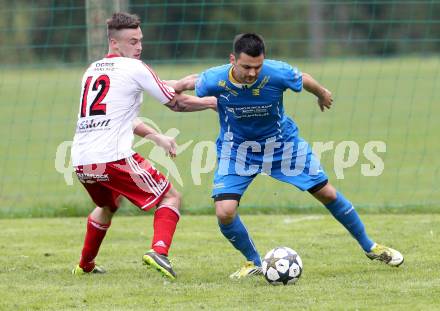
[[111, 27, 143, 59], [230, 52, 264, 84]]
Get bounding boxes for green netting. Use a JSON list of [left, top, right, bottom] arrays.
[[0, 1, 439, 216]]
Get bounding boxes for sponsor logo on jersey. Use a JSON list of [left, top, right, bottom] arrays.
[[220, 94, 231, 102], [218, 80, 238, 96], [93, 62, 115, 72], [225, 104, 272, 119], [77, 118, 111, 132]]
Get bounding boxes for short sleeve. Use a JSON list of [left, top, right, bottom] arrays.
[[283, 64, 303, 92], [133, 62, 176, 104], [195, 71, 211, 97]]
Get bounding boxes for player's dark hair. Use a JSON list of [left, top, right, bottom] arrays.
[[233, 33, 265, 57], [106, 12, 141, 39]]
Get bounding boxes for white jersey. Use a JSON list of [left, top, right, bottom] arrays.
[[71, 55, 175, 166]]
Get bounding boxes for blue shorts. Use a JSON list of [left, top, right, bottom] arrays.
[[212, 135, 328, 198]]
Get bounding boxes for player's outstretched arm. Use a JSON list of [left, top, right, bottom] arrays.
[[132, 118, 177, 157], [165, 93, 217, 112], [302, 72, 333, 112], [164, 74, 198, 93]]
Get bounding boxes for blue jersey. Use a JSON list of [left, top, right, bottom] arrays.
[[196, 60, 328, 195], [195, 59, 302, 145]]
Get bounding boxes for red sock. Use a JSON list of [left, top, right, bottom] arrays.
[[151, 207, 180, 256], [79, 215, 110, 272]]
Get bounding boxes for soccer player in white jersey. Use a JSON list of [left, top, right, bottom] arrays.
[[195, 33, 404, 278], [71, 12, 216, 279]]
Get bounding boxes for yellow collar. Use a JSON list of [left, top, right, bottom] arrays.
[[228, 66, 256, 88]]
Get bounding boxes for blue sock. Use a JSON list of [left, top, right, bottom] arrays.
[[218, 214, 261, 266], [325, 192, 374, 252]]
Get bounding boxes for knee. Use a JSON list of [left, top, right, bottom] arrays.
[[323, 190, 337, 202], [170, 189, 182, 204], [215, 205, 237, 225], [160, 186, 181, 210], [91, 205, 115, 224], [102, 203, 118, 214], [98, 205, 115, 215], [313, 183, 337, 204], [174, 192, 182, 210], [217, 212, 235, 225]]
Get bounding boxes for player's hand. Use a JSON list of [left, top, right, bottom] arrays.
[[318, 88, 333, 112], [151, 134, 177, 158]]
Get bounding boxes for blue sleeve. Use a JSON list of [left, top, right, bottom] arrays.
[[195, 71, 212, 97], [282, 63, 303, 92]]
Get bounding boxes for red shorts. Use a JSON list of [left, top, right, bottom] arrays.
[[75, 153, 171, 212]]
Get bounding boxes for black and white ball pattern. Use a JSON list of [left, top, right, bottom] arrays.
[[262, 247, 303, 285]]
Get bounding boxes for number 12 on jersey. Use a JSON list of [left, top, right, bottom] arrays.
[[80, 74, 110, 117]]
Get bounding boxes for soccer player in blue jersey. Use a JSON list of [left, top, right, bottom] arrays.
[[195, 33, 404, 278]]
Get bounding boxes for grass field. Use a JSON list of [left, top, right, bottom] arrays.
[[0, 57, 439, 216], [0, 214, 439, 310]]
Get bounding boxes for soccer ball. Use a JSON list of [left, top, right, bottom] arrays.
[[262, 247, 303, 285]]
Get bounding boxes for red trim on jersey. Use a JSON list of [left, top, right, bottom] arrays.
[[145, 64, 175, 100], [105, 54, 121, 58], [143, 63, 175, 100]]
